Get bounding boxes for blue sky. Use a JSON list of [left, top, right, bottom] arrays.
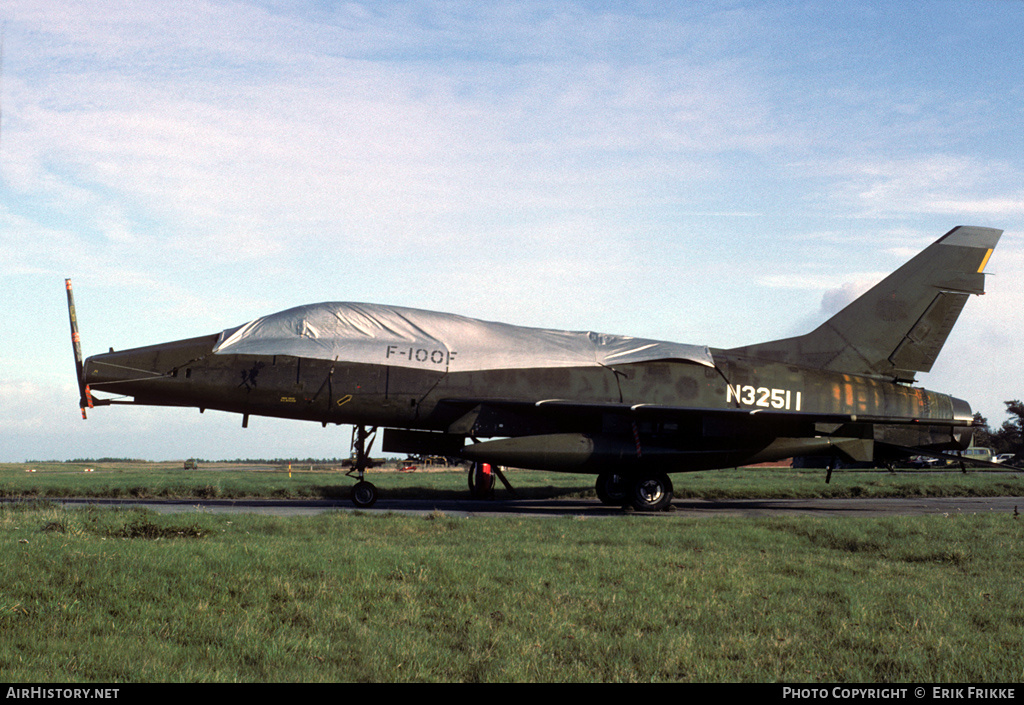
[[1, 0, 1022, 461]]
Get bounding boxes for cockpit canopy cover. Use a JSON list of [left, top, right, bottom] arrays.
[[212, 302, 714, 373]]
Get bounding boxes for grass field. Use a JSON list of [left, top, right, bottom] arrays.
[[2, 462, 1022, 683]]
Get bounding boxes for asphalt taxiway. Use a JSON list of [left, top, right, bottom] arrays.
[[46, 495, 1023, 519]]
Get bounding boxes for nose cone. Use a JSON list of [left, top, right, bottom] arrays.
[[83, 334, 220, 400], [83, 349, 156, 388]]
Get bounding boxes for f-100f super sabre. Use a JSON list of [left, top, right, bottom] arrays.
[[67, 225, 1003, 510]]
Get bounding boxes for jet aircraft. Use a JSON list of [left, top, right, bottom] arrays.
[[68, 225, 1003, 510]]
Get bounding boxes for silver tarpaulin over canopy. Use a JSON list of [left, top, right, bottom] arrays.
[[211, 302, 715, 373]]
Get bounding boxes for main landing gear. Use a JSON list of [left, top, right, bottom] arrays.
[[595, 470, 674, 512], [468, 461, 517, 500], [468, 461, 495, 499], [347, 425, 379, 508]]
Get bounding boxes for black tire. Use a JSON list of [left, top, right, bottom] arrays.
[[351, 480, 378, 508], [468, 462, 495, 499], [630, 472, 673, 512], [595, 472, 627, 505]]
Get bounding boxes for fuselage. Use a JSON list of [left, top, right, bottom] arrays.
[[82, 330, 972, 473]]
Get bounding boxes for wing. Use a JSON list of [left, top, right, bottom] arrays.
[[438, 397, 974, 435], [377, 396, 976, 473]]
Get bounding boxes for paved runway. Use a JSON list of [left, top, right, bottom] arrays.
[[48, 495, 1023, 519]]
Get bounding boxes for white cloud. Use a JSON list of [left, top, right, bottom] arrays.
[[808, 154, 1024, 220]]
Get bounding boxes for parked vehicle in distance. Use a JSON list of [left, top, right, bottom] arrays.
[[957, 447, 993, 463]]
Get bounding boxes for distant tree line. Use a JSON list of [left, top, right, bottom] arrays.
[[973, 400, 1024, 458], [55, 457, 148, 464], [214, 458, 354, 465], [30, 457, 355, 465]]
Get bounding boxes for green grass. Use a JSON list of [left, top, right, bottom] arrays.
[[3, 462, 1022, 682], [3, 461, 1023, 502], [2, 503, 1022, 682]]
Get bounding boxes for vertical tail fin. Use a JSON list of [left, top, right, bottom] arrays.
[[727, 226, 1003, 381]]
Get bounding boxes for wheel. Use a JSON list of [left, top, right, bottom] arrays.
[[351, 480, 378, 508], [595, 472, 627, 505], [629, 472, 673, 512], [468, 462, 495, 499]]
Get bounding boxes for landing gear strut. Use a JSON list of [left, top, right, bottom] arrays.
[[347, 425, 378, 508]]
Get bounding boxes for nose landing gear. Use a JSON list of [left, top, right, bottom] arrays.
[[347, 425, 379, 508]]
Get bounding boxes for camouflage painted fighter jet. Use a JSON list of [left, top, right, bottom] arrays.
[[67, 225, 1003, 510]]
